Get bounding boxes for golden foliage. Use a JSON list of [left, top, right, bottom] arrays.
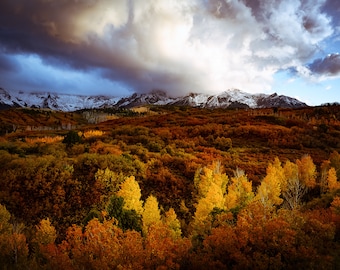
[[282, 160, 309, 209], [117, 176, 144, 215], [296, 155, 317, 188], [142, 195, 161, 235], [82, 129, 105, 138], [95, 168, 124, 198], [194, 161, 228, 199], [193, 162, 228, 235], [327, 167, 340, 192], [35, 218, 57, 245], [25, 136, 64, 144], [163, 208, 182, 239], [256, 158, 284, 208], [225, 168, 254, 210]]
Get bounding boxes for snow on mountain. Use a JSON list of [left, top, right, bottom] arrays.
[[0, 87, 307, 111], [0, 88, 120, 111], [114, 90, 173, 108], [170, 89, 306, 109]]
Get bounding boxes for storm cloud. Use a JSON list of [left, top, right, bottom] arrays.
[[0, 0, 338, 96], [309, 53, 340, 76]]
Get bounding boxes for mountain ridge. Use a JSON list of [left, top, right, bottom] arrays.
[[0, 88, 308, 111]]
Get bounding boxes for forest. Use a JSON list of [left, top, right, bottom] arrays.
[[0, 104, 340, 269]]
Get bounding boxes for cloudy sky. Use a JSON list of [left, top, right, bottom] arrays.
[[0, 0, 339, 105]]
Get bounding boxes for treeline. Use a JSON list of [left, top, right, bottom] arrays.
[[0, 105, 339, 268]]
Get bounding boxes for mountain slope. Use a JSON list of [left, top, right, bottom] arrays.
[[118, 89, 307, 109], [0, 88, 307, 111], [0, 88, 120, 111]]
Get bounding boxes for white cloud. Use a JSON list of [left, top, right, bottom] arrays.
[[0, 0, 337, 96]]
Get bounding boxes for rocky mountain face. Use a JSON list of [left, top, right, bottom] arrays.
[[0, 88, 307, 111]]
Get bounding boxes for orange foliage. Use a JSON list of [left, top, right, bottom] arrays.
[[82, 129, 105, 138], [327, 167, 340, 192], [1, 106, 340, 269], [89, 141, 122, 155], [296, 155, 317, 188], [25, 136, 64, 144], [144, 223, 191, 269]]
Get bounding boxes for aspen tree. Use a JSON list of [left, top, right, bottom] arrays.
[[225, 168, 254, 210], [163, 208, 182, 239], [142, 195, 161, 235], [35, 218, 57, 245], [117, 176, 143, 215], [296, 155, 317, 188], [192, 162, 228, 235], [256, 158, 284, 208], [327, 167, 340, 192]]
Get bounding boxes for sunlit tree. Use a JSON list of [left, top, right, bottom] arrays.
[[225, 168, 254, 211], [117, 176, 144, 215], [296, 155, 317, 189], [194, 161, 228, 199], [327, 167, 340, 192], [192, 162, 228, 235], [35, 218, 57, 245], [142, 195, 161, 235], [163, 208, 182, 239], [256, 158, 284, 208]]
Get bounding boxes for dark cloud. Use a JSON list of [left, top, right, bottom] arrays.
[[308, 53, 340, 75], [0, 51, 18, 72], [0, 0, 338, 96]]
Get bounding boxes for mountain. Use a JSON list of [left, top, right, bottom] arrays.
[[114, 90, 173, 108], [0, 88, 307, 111], [0, 88, 120, 111], [114, 89, 307, 109]]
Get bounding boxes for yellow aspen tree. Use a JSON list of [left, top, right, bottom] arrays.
[[255, 158, 284, 208], [35, 218, 57, 245], [225, 168, 254, 210], [192, 162, 229, 235], [193, 178, 226, 235], [194, 161, 228, 199], [117, 176, 143, 215], [0, 204, 11, 235], [282, 160, 306, 210], [95, 168, 124, 196], [163, 208, 182, 239], [142, 195, 161, 235], [296, 155, 317, 188], [327, 167, 340, 192]]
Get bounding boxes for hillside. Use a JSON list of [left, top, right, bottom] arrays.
[[0, 105, 340, 269]]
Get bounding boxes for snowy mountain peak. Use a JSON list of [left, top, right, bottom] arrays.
[[0, 88, 308, 111], [0, 89, 121, 111], [0, 88, 11, 100]]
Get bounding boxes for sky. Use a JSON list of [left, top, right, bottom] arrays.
[[0, 0, 339, 106]]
